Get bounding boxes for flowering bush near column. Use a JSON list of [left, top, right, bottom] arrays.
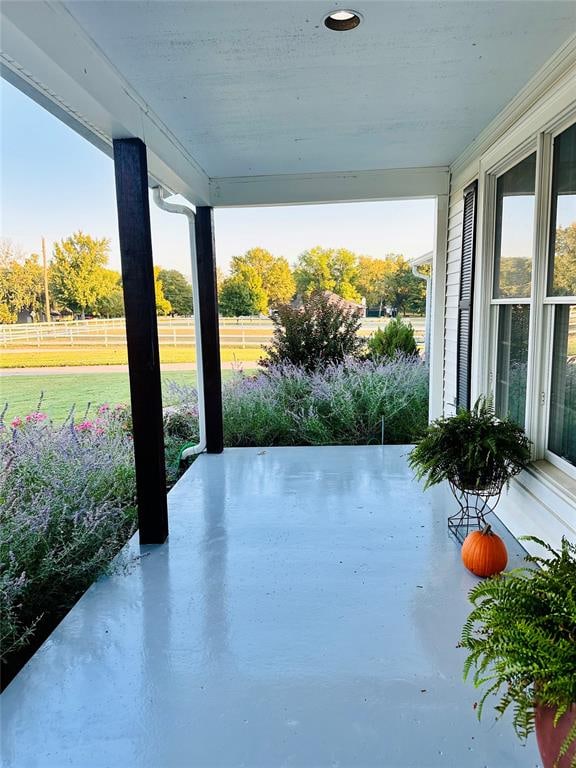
[[0, 405, 136, 669]]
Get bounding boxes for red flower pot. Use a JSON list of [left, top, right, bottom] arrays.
[[535, 703, 576, 768]]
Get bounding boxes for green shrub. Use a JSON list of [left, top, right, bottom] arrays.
[[163, 404, 200, 485], [367, 318, 418, 360], [261, 292, 364, 372]]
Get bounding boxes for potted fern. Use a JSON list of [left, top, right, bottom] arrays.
[[407, 397, 532, 538], [460, 537, 576, 768]]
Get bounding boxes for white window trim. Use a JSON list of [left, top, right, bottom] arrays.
[[543, 296, 576, 303], [473, 141, 538, 404], [531, 457, 576, 502], [525, 131, 552, 449], [491, 298, 532, 305], [542, 303, 576, 481], [535, 302, 555, 459], [538, 118, 576, 476], [474, 104, 576, 474], [485, 142, 538, 431], [545, 450, 576, 480]]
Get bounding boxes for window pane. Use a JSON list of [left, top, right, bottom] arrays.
[[548, 305, 576, 467], [493, 153, 536, 299], [495, 304, 530, 427], [548, 122, 576, 297]]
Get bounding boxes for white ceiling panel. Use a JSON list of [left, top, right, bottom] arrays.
[[62, 0, 576, 178]]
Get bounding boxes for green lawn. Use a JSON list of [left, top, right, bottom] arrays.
[[0, 370, 251, 424]]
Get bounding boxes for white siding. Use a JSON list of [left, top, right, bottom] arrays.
[[441, 43, 576, 544]]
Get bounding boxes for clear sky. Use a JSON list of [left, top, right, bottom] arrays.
[[1, 78, 435, 277]]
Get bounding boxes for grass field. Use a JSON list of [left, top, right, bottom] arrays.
[[0, 370, 251, 424], [0, 346, 263, 368]]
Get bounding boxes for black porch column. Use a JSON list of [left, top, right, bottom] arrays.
[[113, 138, 168, 544], [195, 207, 224, 453]]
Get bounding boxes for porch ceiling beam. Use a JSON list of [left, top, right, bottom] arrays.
[[210, 167, 450, 207], [0, 1, 210, 204]]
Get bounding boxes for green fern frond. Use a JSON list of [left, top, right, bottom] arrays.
[[408, 395, 532, 492], [557, 718, 576, 765], [460, 537, 576, 752]]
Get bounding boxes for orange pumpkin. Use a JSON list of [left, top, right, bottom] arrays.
[[461, 525, 508, 577]]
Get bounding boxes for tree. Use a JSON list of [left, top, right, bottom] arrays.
[[383, 257, 426, 315], [266, 257, 296, 306], [230, 248, 295, 307], [261, 291, 364, 371], [50, 232, 113, 318], [0, 240, 45, 323], [96, 287, 125, 318], [551, 222, 576, 296], [0, 302, 13, 324], [219, 273, 267, 317], [294, 247, 360, 301], [497, 257, 532, 298], [94, 269, 123, 317], [157, 268, 193, 315], [153, 267, 172, 316], [353, 253, 427, 315], [355, 255, 397, 312]]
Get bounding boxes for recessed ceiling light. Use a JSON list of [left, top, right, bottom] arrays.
[[324, 9, 362, 31]]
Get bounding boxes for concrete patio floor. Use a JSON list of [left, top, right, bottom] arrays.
[[1, 446, 540, 767]]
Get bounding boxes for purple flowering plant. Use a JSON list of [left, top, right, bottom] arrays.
[[0, 402, 136, 673], [165, 355, 429, 450]]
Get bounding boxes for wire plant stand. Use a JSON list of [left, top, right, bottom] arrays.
[[447, 478, 505, 543]]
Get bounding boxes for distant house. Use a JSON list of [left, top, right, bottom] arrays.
[[291, 291, 366, 317]]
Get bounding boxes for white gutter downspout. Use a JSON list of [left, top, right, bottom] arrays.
[[152, 187, 206, 458], [411, 263, 432, 361]]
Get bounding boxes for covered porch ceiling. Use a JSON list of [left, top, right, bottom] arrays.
[[1, 1, 576, 205]]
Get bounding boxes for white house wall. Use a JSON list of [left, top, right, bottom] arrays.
[[444, 38, 576, 417], [443, 39, 576, 547]]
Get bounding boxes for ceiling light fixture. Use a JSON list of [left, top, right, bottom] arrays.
[[324, 9, 362, 31]]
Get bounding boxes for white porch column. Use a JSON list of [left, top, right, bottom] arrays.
[[428, 193, 449, 421]]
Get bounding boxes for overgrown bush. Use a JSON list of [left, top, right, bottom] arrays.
[[165, 356, 429, 450], [0, 406, 136, 677], [261, 292, 365, 371], [366, 318, 418, 360]]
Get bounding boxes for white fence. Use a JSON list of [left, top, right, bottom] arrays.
[[1, 316, 425, 349]]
